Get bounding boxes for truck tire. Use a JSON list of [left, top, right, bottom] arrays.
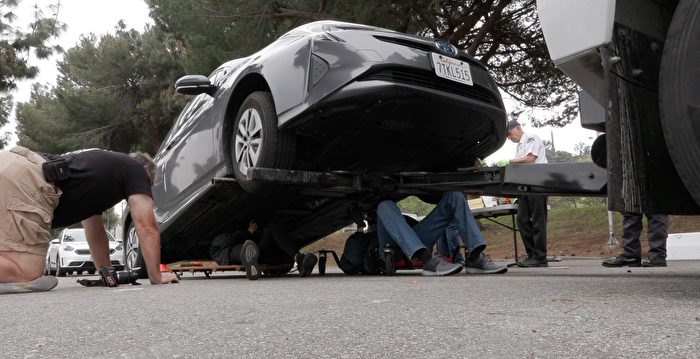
[[659, 0, 700, 206]]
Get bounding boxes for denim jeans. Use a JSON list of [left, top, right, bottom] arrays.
[[439, 223, 461, 259], [376, 192, 486, 260]]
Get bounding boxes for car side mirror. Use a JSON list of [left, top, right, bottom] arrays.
[[175, 75, 217, 96], [51, 239, 60, 244]]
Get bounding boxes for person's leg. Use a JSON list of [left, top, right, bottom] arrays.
[[646, 214, 668, 257], [529, 196, 548, 260], [603, 213, 643, 267], [377, 200, 428, 260], [0, 148, 60, 283], [439, 223, 463, 262], [0, 251, 45, 283], [377, 199, 461, 276], [412, 192, 486, 257], [228, 242, 244, 264], [643, 214, 668, 267], [261, 225, 316, 277], [517, 195, 534, 259], [621, 213, 643, 258]]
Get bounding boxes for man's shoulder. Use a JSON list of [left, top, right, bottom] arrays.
[[523, 132, 543, 144]]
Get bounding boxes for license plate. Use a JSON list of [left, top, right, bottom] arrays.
[[431, 52, 473, 86]]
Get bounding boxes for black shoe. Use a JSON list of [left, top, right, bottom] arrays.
[[296, 253, 317, 277], [642, 256, 667, 267], [516, 257, 548, 268], [241, 240, 262, 280], [601, 254, 641, 268]]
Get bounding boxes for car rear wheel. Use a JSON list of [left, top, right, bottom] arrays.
[[125, 223, 147, 279], [659, 0, 700, 206], [231, 91, 296, 193]]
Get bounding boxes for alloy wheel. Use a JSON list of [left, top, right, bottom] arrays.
[[234, 108, 263, 176]]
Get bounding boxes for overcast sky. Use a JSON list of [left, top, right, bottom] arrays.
[[3, 0, 596, 161]]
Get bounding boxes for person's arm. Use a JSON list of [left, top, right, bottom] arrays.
[[127, 193, 179, 284], [82, 215, 112, 269], [509, 153, 538, 164]]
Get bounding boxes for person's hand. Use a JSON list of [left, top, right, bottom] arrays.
[[153, 272, 179, 284], [495, 159, 510, 167], [248, 220, 258, 235]]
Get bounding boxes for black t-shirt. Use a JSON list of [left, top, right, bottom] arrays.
[[46, 149, 153, 228]]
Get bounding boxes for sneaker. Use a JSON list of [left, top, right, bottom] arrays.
[[241, 240, 261, 280], [516, 257, 549, 268], [421, 256, 463, 276], [601, 254, 641, 268], [296, 253, 317, 277], [466, 253, 508, 274], [641, 256, 667, 267]]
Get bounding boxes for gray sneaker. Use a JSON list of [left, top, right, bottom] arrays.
[[466, 253, 508, 274], [422, 256, 463, 276]]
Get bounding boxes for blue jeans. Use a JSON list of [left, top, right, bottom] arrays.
[[439, 223, 461, 259], [376, 192, 486, 260]]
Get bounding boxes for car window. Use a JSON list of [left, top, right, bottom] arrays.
[[63, 230, 87, 242]]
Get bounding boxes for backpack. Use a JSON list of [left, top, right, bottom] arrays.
[[339, 231, 383, 275]]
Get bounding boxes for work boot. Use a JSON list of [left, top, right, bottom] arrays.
[[296, 253, 317, 277], [241, 240, 262, 280], [517, 257, 548, 268], [466, 253, 508, 274], [641, 255, 667, 267], [421, 256, 463, 276], [601, 254, 641, 268]]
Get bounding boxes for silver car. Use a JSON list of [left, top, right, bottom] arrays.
[[119, 20, 506, 272]]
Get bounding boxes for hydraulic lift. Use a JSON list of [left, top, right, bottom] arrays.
[[244, 162, 607, 273]]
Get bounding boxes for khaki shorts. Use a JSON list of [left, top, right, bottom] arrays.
[[0, 146, 62, 256]]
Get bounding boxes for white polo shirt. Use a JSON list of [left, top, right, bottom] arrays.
[[515, 132, 548, 164]]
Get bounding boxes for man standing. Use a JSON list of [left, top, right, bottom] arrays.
[[0, 146, 179, 292], [602, 213, 668, 267], [504, 119, 549, 267]]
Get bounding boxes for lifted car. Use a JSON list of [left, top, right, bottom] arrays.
[[119, 20, 511, 272]]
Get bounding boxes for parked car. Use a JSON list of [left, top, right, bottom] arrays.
[[119, 20, 506, 274], [45, 228, 124, 276]]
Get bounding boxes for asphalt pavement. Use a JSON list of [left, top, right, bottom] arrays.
[[1, 258, 699, 358]]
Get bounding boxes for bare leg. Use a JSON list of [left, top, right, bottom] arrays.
[[0, 250, 44, 283]]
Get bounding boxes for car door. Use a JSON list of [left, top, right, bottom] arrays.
[[151, 69, 229, 223]]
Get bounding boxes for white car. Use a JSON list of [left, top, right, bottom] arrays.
[[45, 228, 124, 276]]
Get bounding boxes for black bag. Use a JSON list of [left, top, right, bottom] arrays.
[[339, 231, 383, 275]]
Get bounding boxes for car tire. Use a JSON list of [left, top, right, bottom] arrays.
[[56, 256, 66, 277], [124, 223, 148, 279], [231, 91, 296, 193], [87, 270, 95, 275], [659, 0, 700, 206]]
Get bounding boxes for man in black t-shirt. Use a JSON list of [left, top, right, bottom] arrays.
[[0, 147, 178, 291]]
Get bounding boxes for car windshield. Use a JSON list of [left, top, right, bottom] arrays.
[[63, 230, 87, 242]]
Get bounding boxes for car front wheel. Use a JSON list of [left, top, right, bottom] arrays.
[[231, 91, 296, 193], [125, 223, 147, 279], [56, 256, 66, 277]]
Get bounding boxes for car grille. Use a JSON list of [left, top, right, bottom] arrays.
[[373, 35, 434, 53], [360, 68, 500, 106], [76, 249, 90, 255]]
